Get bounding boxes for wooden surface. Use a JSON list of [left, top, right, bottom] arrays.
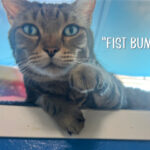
[[0, 105, 150, 140]]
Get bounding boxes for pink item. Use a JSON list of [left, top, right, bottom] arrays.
[[0, 66, 26, 101]]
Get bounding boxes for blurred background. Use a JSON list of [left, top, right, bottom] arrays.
[[1, 0, 150, 76]]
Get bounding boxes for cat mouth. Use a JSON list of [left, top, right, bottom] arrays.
[[43, 62, 57, 69], [42, 61, 64, 69]]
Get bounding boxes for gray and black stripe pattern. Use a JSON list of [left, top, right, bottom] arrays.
[[3, 0, 150, 135]]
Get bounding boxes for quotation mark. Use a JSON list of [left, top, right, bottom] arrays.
[[102, 37, 107, 41]]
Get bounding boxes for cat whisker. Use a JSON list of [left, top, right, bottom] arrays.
[[64, 51, 74, 54], [61, 56, 75, 58], [73, 60, 89, 64], [20, 65, 30, 74], [17, 61, 28, 67], [65, 60, 75, 62], [28, 55, 42, 60]]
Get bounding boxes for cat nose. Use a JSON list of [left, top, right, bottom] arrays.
[[43, 48, 60, 58]]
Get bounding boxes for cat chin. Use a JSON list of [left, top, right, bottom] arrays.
[[29, 64, 73, 79]]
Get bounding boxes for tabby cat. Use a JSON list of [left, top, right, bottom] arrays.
[[2, 0, 150, 135]]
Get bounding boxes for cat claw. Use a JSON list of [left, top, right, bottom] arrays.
[[67, 130, 73, 136]]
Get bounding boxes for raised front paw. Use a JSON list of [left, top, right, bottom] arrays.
[[69, 63, 102, 93], [55, 106, 85, 135]]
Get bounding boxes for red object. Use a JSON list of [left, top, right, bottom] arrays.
[[0, 66, 26, 101]]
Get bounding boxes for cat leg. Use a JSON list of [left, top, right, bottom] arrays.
[[36, 95, 85, 135], [69, 63, 127, 109]]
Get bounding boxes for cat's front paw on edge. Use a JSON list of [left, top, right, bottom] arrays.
[[55, 107, 85, 135], [69, 64, 102, 93]]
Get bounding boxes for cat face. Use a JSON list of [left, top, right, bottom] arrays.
[[2, 0, 96, 78]]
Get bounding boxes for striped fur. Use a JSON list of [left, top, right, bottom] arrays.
[[2, 0, 150, 135]]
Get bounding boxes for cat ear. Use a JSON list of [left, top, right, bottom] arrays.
[[2, 0, 29, 24], [73, 0, 96, 22]]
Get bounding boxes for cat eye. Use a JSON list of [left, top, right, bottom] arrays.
[[63, 24, 79, 36], [22, 24, 39, 36]]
